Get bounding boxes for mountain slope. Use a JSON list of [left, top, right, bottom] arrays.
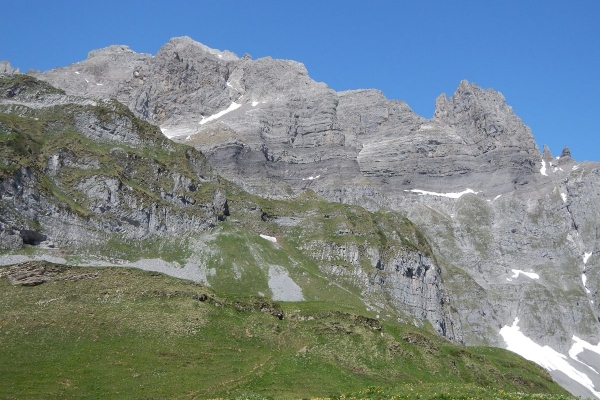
[[0, 261, 571, 399], [3, 37, 600, 397], [0, 74, 461, 341]]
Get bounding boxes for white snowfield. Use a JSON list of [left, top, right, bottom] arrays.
[[561, 192, 567, 202], [259, 234, 277, 243], [501, 318, 600, 398], [510, 269, 540, 280], [584, 252, 593, 264], [583, 273, 591, 293], [540, 160, 548, 176], [406, 188, 478, 199], [570, 336, 600, 373], [199, 102, 241, 125], [159, 125, 196, 139]]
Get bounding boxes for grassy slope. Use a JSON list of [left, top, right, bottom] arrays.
[[0, 263, 574, 399]]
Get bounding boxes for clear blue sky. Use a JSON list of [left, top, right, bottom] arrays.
[[2, 0, 599, 161]]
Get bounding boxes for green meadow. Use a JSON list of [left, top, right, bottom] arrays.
[[0, 263, 576, 399]]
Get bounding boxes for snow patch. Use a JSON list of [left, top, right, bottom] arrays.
[[561, 192, 567, 202], [406, 188, 478, 199], [569, 336, 600, 374], [199, 102, 241, 125], [573, 165, 580, 171], [252, 101, 259, 107], [259, 234, 277, 243], [582, 273, 591, 293], [160, 126, 197, 139], [511, 269, 540, 280], [501, 318, 600, 398], [302, 175, 320, 181], [75, 71, 80, 74], [584, 252, 593, 264], [540, 160, 548, 176]]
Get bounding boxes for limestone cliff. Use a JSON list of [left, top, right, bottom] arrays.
[[5, 37, 600, 397]]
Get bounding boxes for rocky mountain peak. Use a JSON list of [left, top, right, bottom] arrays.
[[87, 45, 137, 59], [433, 92, 449, 118], [434, 80, 508, 124], [557, 145, 574, 165], [0, 61, 19, 75], [433, 80, 504, 117], [433, 80, 539, 158], [542, 144, 554, 162], [164, 36, 239, 62]]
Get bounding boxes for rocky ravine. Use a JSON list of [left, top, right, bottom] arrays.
[[4, 36, 600, 397]]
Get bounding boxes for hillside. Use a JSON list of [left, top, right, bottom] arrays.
[[0, 261, 571, 399]]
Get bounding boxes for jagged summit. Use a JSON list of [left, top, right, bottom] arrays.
[[165, 36, 239, 61], [30, 41, 548, 197], [434, 80, 538, 152], [542, 144, 554, 162]]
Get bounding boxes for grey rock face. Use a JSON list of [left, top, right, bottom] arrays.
[[124, 37, 238, 125], [0, 61, 19, 75], [34, 39, 543, 199], [0, 78, 223, 252], [370, 81, 541, 195], [30, 45, 150, 100], [297, 230, 461, 341], [399, 185, 600, 352]]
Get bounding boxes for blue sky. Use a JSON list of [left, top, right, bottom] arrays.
[[3, 0, 599, 161]]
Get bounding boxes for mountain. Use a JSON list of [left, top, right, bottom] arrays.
[[2, 36, 600, 398]]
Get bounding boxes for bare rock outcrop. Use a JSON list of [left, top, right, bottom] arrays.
[[5, 261, 62, 286], [0, 61, 19, 75]]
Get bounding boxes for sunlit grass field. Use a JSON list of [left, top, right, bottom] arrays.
[[0, 263, 577, 399]]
